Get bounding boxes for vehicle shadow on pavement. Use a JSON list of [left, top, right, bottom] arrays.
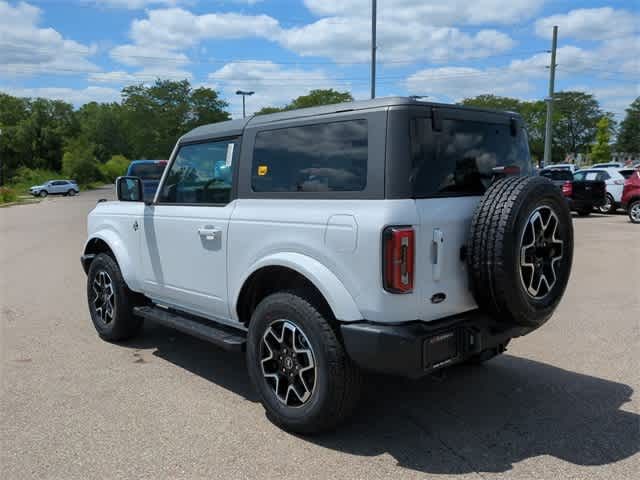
[[312, 354, 639, 475], [124, 326, 638, 475]]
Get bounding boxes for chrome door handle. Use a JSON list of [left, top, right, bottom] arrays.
[[197, 227, 221, 240]]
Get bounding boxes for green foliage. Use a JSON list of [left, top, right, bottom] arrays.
[[0, 187, 18, 204], [616, 97, 640, 154], [62, 137, 102, 185], [8, 167, 61, 194], [553, 91, 615, 158], [591, 117, 612, 163], [99, 155, 130, 182], [1, 80, 230, 184], [121, 79, 230, 159], [256, 89, 353, 115]]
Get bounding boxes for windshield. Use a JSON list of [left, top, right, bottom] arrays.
[[129, 162, 166, 181], [410, 117, 532, 197]]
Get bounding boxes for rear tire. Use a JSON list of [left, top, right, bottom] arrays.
[[628, 200, 640, 224], [246, 291, 362, 434], [467, 176, 573, 328], [598, 193, 615, 214], [576, 208, 591, 217], [67, 189, 77, 196], [87, 253, 144, 341]]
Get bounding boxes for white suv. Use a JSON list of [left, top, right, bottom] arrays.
[[82, 97, 574, 433]]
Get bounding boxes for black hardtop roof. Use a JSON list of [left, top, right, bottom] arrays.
[[179, 96, 521, 143]]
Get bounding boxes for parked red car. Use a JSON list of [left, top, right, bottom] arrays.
[[621, 168, 640, 224]]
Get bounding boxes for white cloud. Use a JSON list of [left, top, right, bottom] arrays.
[[209, 61, 336, 117], [404, 45, 606, 101], [303, 0, 544, 25], [89, 66, 192, 84], [129, 8, 280, 49], [91, 0, 184, 9], [0, 1, 98, 78], [0, 85, 120, 105], [535, 7, 639, 41]]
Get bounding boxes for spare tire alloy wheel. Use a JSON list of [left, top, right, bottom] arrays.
[[467, 176, 573, 328], [519, 206, 564, 299], [260, 319, 316, 407]]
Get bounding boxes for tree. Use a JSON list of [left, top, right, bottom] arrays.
[[76, 102, 130, 163], [256, 89, 353, 115], [99, 154, 130, 182], [552, 91, 613, 159], [616, 97, 640, 155], [590, 117, 612, 163], [62, 136, 101, 185], [121, 79, 230, 159]]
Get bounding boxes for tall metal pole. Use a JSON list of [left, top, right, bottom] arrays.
[[543, 25, 558, 168], [370, 0, 377, 99], [236, 90, 254, 119], [242, 95, 246, 119]]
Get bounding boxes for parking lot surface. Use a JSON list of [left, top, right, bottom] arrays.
[[1, 187, 639, 479]]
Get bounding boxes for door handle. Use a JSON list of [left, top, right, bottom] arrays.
[[432, 228, 444, 281], [198, 227, 221, 240]]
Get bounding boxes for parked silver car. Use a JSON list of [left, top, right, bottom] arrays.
[[30, 180, 79, 197]]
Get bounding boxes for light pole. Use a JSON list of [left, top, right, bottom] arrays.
[[236, 90, 254, 118]]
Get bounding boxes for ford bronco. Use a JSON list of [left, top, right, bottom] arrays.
[[82, 97, 573, 433]]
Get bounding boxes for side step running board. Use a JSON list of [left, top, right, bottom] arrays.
[[133, 306, 246, 352]]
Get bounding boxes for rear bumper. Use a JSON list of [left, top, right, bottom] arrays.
[[340, 311, 532, 378], [567, 197, 604, 211]]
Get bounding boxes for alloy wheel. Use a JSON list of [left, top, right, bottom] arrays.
[[599, 195, 612, 213], [92, 270, 115, 325], [260, 319, 316, 407], [630, 202, 640, 223], [519, 206, 564, 299]]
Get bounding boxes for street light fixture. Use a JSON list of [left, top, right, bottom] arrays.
[[236, 90, 255, 119]]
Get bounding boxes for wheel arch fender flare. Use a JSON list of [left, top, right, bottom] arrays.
[[233, 252, 363, 322], [83, 230, 139, 291]]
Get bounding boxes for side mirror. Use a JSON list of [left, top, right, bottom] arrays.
[[116, 176, 143, 202]]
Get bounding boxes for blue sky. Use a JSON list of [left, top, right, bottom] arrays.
[[1, 0, 638, 118]]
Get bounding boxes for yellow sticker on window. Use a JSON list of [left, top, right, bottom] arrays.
[[258, 165, 268, 176]]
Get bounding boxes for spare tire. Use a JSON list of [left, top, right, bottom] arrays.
[[467, 176, 573, 328]]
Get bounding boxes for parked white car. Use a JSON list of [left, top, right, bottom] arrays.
[[591, 162, 623, 169], [573, 168, 626, 213], [30, 180, 79, 197], [81, 97, 574, 433]]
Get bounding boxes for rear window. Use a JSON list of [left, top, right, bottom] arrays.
[[410, 118, 532, 197], [252, 120, 368, 192], [540, 169, 573, 181], [574, 170, 606, 181], [129, 162, 166, 180], [619, 169, 634, 179]]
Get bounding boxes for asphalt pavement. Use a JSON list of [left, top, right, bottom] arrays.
[[1, 187, 639, 479]]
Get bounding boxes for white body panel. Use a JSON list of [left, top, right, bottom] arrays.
[[87, 195, 480, 326]]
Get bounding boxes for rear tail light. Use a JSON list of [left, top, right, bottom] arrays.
[[562, 181, 573, 197], [382, 226, 415, 293]]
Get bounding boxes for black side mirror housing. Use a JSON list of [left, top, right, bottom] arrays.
[[116, 176, 144, 202]]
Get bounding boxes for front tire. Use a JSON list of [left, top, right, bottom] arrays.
[[39, 190, 48, 197], [628, 200, 640, 224], [246, 291, 362, 434], [87, 253, 143, 341]]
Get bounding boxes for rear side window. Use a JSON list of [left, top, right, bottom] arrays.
[[252, 120, 368, 192], [540, 169, 573, 181], [410, 118, 532, 197]]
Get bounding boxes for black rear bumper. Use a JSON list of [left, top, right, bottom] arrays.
[[340, 311, 532, 378]]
